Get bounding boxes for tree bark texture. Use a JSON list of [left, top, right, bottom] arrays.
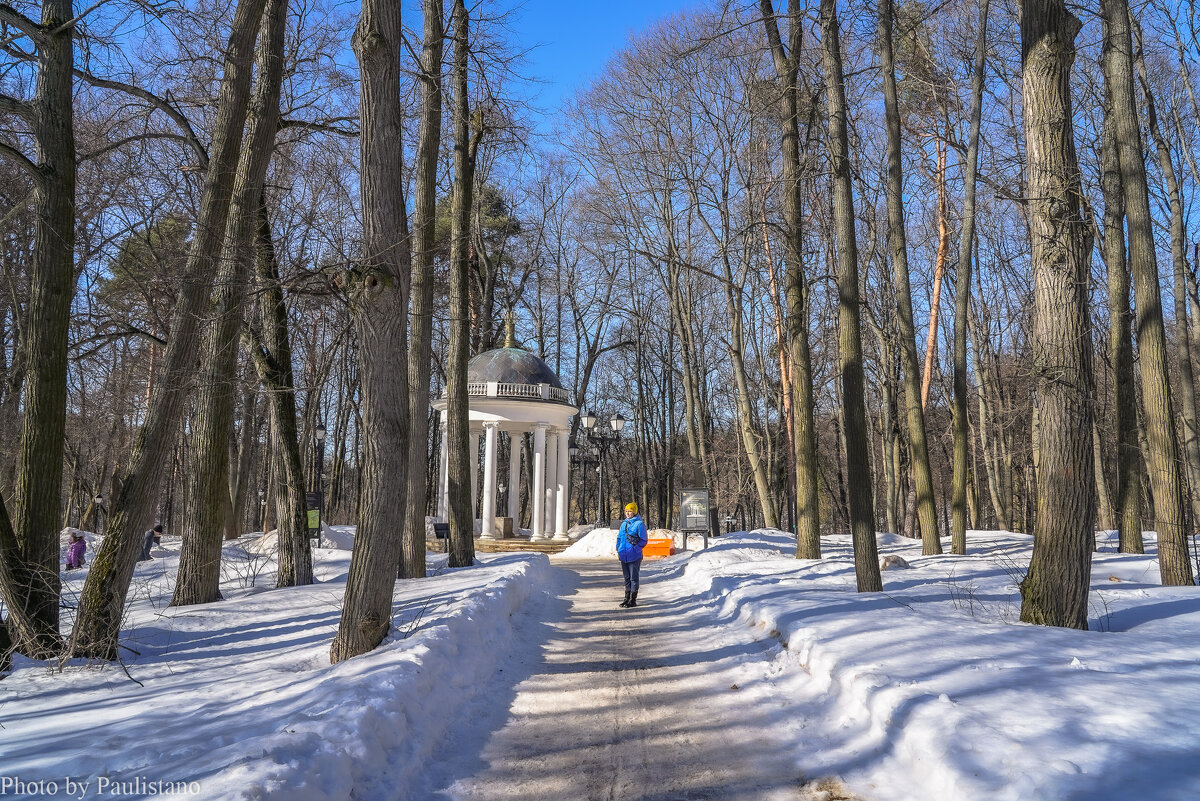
[[951, 0, 989, 555], [1018, 0, 1097, 630], [402, 0, 445, 579], [173, 0, 287, 607], [1101, 0, 1193, 585], [759, 0, 820, 557], [444, 0, 477, 569], [879, 0, 941, 556], [330, 0, 414, 662], [1133, 27, 1200, 534], [72, 0, 269, 659], [0, 0, 75, 656], [248, 204, 313, 587], [820, 0, 881, 592]]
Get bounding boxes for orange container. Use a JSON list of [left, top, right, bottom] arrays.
[[642, 537, 674, 557]]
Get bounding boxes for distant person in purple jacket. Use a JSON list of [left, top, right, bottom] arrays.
[[616, 502, 648, 608], [65, 531, 86, 570]]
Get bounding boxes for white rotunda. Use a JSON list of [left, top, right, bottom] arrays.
[[431, 328, 577, 541]]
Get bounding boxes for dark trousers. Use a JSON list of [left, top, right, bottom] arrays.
[[621, 558, 642, 594]]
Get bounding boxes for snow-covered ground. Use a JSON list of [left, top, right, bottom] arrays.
[[2, 527, 1197, 800]]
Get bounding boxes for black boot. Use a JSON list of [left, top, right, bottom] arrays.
[[619, 591, 631, 608], [627, 591, 638, 608]]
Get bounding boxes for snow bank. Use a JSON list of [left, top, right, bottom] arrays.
[[675, 528, 1200, 801], [3, 536, 552, 801], [556, 526, 617, 558]]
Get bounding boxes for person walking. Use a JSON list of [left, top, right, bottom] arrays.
[[616, 502, 648, 608]]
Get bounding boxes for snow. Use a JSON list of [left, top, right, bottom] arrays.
[[5, 526, 1199, 799], [556, 526, 713, 558]]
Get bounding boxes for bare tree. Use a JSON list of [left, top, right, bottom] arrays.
[[879, 0, 941, 556], [820, 0, 882, 592], [759, 0, 822, 557], [1017, 0, 1097, 629], [951, 0, 989, 555], [1101, 0, 1194, 585], [402, 0, 446, 579], [173, 0, 289, 606], [73, 0, 270, 659], [1099, 21, 1142, 555], [330, 0, 414, 662], [444, 0, 479, 569], [0, 0, 76, 657]]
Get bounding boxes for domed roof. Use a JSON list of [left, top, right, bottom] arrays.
[[466, 347, 563, 389]]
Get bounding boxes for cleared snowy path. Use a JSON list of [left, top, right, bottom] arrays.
[[424, 559, 846, 801]]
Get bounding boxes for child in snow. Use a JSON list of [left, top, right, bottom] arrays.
[[65, 531, 86, 570], [139, 524, 162, 561]]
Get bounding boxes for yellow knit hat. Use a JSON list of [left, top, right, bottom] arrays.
[[625, 502, 638, 514]]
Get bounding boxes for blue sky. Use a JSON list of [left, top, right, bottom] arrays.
[[512, 0, 698, 117]]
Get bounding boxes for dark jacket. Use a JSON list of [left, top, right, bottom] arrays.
[[616, 515, 648, 563]]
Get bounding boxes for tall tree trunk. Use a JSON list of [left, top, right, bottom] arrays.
[[1101, 0, 1194, 585], [1018, 0, 1097, 629], [921, 136, 950, 411], [174, 0, 287, 607], [401, 0, 445, 579], [820, 0, 881, 592], [759, 0, 820, 557], [1093, 419, 1115, 532], [1133, 26, 1200, 531], [0, 0, 75, 657], [228, 381, 260, 540], [330, 0, 413, 662], [444, 0, 478, 569], [72, 0, 269, 659], [761, 207, 796, 525], [879, 0, 940, 556], [951, 0, 989, 555], [248, 204, 312, 587], [723, 256, 777, 528]]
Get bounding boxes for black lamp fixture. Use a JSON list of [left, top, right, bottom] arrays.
[[577, 407, 625, 525]]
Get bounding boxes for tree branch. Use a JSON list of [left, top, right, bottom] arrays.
[[0, 140, 40, 181], [278, 117, 359, 138], [0, 3, 45, 47], [0, 91, 32, 122], [72, 68, 209, 167], [80, 131, 191, 163]]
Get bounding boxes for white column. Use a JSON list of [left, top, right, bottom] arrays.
[[437, 422, 449, 521], [469, 430, 480, 525], [531, 423, 547, 540], [554, 427, 570, 539], [508, 432, 522, 523], [480, 422, 499, 539], [544, 431, 558, 534]]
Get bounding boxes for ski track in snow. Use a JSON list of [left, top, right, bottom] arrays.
[[421, 560, 851, 801]]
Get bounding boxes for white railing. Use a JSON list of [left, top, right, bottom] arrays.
[[451, 382, 571, 404], [496, 382, 542, 398]]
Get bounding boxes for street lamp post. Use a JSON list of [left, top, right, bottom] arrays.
[[579, 409, 625, 526], [569, 440, 597, 525]]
